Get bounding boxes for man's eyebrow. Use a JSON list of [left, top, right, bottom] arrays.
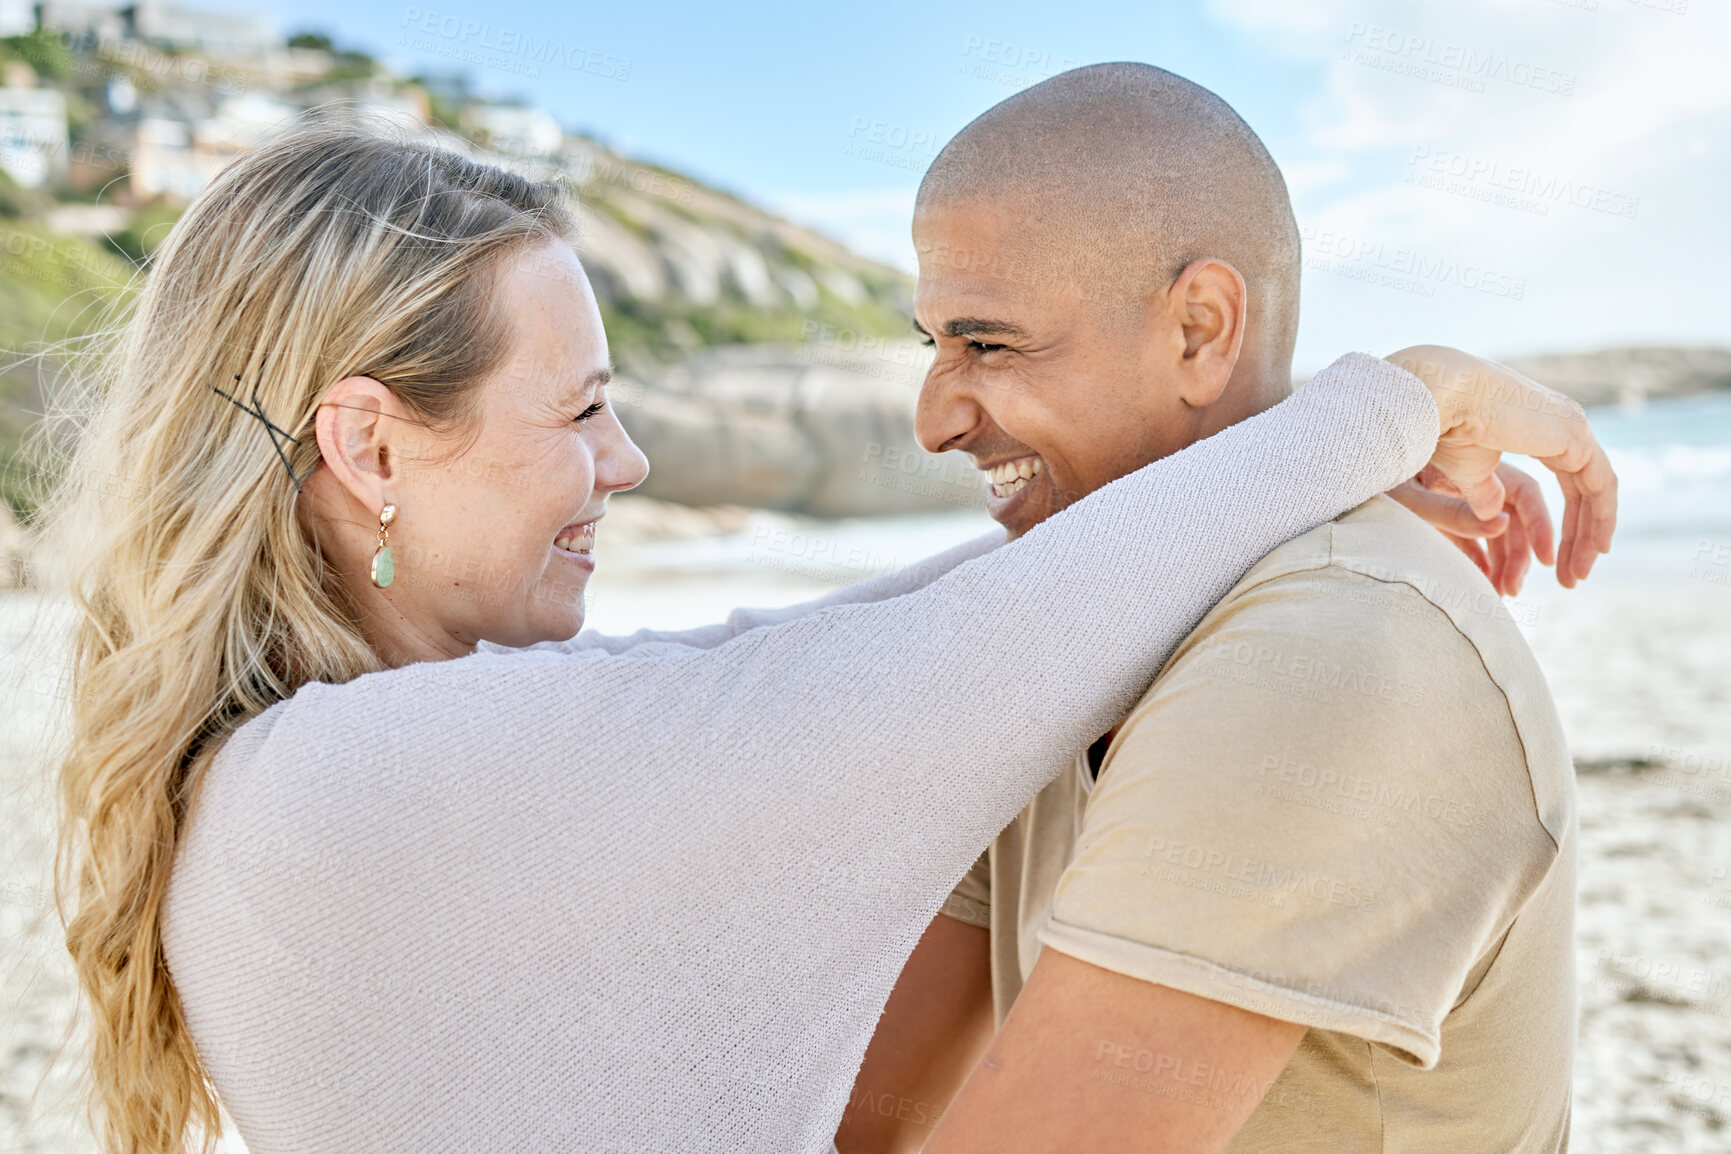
[[942, 317, 1028, 339]]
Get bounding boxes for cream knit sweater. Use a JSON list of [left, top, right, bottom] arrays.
[[161, 354, 1438, 1153]]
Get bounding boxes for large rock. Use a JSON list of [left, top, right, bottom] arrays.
[[613, 343, 987, 517], [1503, 347, 1731, 408]]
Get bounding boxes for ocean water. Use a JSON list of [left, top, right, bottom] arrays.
[[1550, 392, 1731, 583]]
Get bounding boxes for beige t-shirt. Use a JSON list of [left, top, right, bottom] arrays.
[[942, 496, 1575, 1152]]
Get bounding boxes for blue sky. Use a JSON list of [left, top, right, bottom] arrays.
[[265, 0, 1730, 370]]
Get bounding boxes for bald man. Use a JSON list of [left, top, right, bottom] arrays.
[[836, 65, 1574, 1153]]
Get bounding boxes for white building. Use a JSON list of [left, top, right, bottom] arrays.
[[0, 86, 70, 188], [131, 1, 274, 57], [36, 0, 128, 41], [0, 0, 33, 37], [129, 93, 297, 200], [462, 103, 563, 157], [38, 1, 274, 56]]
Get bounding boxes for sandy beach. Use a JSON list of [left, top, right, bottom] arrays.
[[4, 492, 1730, 1152]]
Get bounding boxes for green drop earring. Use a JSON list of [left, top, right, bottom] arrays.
[[370, 503, 397, 588]]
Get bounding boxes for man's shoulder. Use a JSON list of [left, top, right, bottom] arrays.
[[1132, 493, 1571, 844], [1237, 494, 1481, 599], [1194, 495, 1534, 651]]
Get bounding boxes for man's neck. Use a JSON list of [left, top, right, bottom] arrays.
[[1195, 353, 1293, 442]]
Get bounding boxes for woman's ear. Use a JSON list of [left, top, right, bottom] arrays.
[[312, 377, 402, 511], [1164, 257, 1248, 408]]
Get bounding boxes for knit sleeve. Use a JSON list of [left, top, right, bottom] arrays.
[[503, 529, 1006, 657]]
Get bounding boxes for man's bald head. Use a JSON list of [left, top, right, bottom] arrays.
[[917, 62, 1300, 372]]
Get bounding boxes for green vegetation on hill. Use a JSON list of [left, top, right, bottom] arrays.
[[0, 225, 135, 520]]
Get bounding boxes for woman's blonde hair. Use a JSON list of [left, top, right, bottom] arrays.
[[42, 123, 574, 1153]]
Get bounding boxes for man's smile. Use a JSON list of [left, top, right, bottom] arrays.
[[982, 455, 1044, 499]]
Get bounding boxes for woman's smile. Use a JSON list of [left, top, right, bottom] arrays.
[[553, 518, 600, 570]]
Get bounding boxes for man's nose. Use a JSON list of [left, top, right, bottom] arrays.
[[914, 367, 981, 456]]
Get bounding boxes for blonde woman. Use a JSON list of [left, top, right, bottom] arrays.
[[45, 127, 1615, 1154]]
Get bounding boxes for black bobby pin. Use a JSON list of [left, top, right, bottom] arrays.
[[209, 373, 312, 493]]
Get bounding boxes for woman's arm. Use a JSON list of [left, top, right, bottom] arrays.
[[527, 528, 1005, 657]]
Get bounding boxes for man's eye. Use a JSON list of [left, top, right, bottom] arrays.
[[970, 341, 1005, 354]]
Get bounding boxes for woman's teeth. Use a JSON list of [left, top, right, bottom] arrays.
[[554, 523, 597, 554], [986, 457, 1042, 499]]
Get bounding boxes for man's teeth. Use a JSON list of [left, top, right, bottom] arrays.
[[986, 457, 1042, 498], [555, 524, 596, 553]]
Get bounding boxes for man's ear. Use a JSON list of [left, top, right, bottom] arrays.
[[312, 376, 404, 512], [1163, 258, 1248, 408]]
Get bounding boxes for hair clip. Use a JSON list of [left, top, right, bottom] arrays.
[[209, 373, 313, 493]]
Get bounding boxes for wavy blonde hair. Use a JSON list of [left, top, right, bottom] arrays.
[[40, 123, 574, 1153]]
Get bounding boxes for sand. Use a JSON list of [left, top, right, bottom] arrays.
[[4, 528, 1729, 1152]]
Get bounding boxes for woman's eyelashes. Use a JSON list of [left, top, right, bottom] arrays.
[[572, 400, 607, 425]]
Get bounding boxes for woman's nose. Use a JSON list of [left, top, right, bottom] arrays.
[[597, 414, 650, 493]]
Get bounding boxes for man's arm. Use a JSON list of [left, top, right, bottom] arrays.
[[836, 913, 996, 1154], [923, 949, 1303, 1153]]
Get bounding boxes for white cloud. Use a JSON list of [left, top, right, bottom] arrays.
[[1208, 0, 1731, 367]]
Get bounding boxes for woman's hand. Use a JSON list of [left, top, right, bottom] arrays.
[[1388, 463, 1552, 596], [1386, 345, 1617, 589]]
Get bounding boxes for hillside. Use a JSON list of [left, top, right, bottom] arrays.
[[0, 132, 919, 522], [555, 137, 914, 376]]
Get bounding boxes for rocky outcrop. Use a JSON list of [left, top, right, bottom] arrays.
[[612, 342, 988, 518], [1504, 347, 1731, 408]]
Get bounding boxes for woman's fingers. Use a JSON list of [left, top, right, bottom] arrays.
[[1555, 476, 1584, 589], [1500, 463, 1555, 568], [1387, 345, 1619, 588], [1494, 502, 1533, 596], [1386, 467, 1556, 596], [1415, 451, 1509, 522], [1447, 531, 1492, 579], [1385, 478, 1511, 538], [1544, 444, 1618, 588]]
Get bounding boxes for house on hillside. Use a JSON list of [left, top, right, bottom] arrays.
[[461, 103, 563, 158], [130, 1, 273, 57], [0, 70, 69, 188], [37, 1, 273, 57], [0, 0, 32, 36]]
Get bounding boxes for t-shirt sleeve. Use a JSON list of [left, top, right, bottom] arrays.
[[1036, 565, 1559, 1069], [941, 852, 992, 929]]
